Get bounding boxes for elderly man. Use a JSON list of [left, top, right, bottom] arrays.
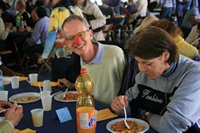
[[58, 15, 126, 104]]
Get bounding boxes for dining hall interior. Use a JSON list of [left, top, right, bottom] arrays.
[[1, 0, 200, 133]]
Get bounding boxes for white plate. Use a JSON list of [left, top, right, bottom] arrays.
[[9, 92, 40, 104], [106, 118, 149, 133], [54, 91, 78, 102], [3, 77, 11, 85]]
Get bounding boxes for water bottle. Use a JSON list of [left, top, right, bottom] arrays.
[[0, 56, 4, 91]]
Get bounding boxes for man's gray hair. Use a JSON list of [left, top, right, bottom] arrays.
[[62, 15, 90, 30]]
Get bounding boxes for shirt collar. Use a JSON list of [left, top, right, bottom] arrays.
[[161, 56, 179, 77], [81, 42, 104, 65]]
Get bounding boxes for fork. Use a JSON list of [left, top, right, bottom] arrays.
[[0, 108, 9, 114], [63, 88, 69, 98], [121, 96, 130, 129]]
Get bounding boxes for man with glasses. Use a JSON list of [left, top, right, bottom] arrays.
[[57, 15, 126, 104]]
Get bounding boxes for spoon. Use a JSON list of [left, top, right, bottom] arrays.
[[121, 96, 130, 129]]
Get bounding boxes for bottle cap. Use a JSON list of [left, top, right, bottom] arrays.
[[80, 68, 87, 74]]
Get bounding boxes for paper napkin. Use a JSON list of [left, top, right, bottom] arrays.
[[19, 77, 28, 81], [32, 82, 58, 87], [14, 128, 36, 133], [97, 108, 118, 122]]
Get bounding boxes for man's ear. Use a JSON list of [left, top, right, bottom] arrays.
[[88, 29, 93, 40]]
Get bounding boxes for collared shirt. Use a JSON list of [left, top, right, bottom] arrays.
[[32, 16, 50, 45], [81, 42, 103, 65]]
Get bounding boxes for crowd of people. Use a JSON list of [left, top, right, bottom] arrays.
[[1, 0, 200, 132]]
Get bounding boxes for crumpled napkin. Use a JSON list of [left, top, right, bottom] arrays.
[[97, 108, 118, 122], [14, 128, 36, 133]]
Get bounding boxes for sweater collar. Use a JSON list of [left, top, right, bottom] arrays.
[[161, 57, 179, 77], [81, 42, 103, 65]]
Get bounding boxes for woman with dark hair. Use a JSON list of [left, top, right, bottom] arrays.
[[111, 26, 200, 133], [23, 6, 50, 65]]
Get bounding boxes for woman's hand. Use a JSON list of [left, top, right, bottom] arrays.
[[111, 95, 129, 114]]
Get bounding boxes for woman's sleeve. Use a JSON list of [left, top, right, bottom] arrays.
[[148, 69, 200, 133]]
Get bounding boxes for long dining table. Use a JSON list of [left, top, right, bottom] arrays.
[[4, 77, 157, 133]]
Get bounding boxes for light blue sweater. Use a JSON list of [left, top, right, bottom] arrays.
[[126, 55, 200, 133]]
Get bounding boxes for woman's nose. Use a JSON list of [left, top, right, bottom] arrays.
[[139, 64, 147, 72]]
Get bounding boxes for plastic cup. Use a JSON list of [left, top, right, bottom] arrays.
[[40, 91, 51, 97], [29, 73, 38, 85], [0, 91, 8, 101], [11, 76, 19, 89], [41, 95, 52, 111], [31, 108, 44, 127], [43, 80, 51, 92]]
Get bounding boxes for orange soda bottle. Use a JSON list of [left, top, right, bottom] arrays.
[[75, 68, 96, 133]]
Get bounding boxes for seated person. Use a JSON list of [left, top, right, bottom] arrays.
[[127, 0, 148, 20], [0, 1, 13, 50], [23, 6, 49, 65], [0, 100, 23, 133], [15, 0, 32, 29], [186, 22, 200, 47], [111, 26, 200, 132], [150, 19, 199, 59], [75, 0, 106, 41], [58, 15, 126, 104], [34, 0, 52, 17]]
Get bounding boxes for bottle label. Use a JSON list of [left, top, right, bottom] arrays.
[[77, 109, 97, 129]]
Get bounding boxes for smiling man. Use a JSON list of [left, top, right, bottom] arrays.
[[58, 15, 126, 104], [111, 26, 200, 132]]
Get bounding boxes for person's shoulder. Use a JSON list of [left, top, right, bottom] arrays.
[[23, 11, 31, 18], [103, 44, 123, 52], [0, 17, 3, 22], [42, 16, 50, 21], [86, 1, 98, 9], [52, 6, 69, 12], [103, 45, 125, 60], [179, 55, 200, 69]]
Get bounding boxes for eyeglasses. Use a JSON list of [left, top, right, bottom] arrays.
[[64, 30, 89, 41]]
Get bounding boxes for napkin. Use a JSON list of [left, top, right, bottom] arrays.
[[19, 77, 28, 81], [32, 81, 58, 87], [14, 128, 36, 133], [97, 108, 118, 122]]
